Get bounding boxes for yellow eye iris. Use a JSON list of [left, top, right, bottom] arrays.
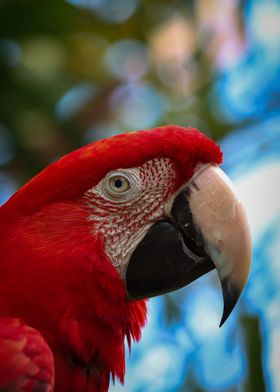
[[102, 170, 138, 200], [108, 175, 130, 194]]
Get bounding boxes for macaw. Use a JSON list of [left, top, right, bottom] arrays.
[[0, 125, 251, 392]]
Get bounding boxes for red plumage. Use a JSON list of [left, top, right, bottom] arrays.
[[0, 126, 222, 391], [0, 318, 54, 391]]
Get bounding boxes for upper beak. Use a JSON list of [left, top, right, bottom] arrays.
[[125, 165, 252, 326]]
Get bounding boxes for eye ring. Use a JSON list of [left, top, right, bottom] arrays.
[[104, 173, 131, 198]]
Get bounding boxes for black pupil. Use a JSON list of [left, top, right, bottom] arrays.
[[114, 178, 123, 188]]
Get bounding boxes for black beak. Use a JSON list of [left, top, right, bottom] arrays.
[[125, 166, 251, 326], [126, 219, 215, 301]]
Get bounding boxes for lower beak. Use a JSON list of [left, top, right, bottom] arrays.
[[125, 166, 251, 326]]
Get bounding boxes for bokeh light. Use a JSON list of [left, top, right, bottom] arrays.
[[66, 0, 139, 23], [104, 40, 149, 82], [0, 173, 17, 206], [0, 124, 15, 166], [56, 83, 99, 121], [0, 39, 21, 67], [110, 83, 166, 129]]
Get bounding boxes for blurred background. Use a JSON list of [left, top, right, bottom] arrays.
[[0, 0, 279, 391]]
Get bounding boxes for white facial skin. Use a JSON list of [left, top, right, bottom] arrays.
[[84, 158, 177, 277]]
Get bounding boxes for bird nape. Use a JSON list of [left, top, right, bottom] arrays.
[[0, 125, 251, 392]]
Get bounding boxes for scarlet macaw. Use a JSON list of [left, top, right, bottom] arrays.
[[0, 125, 251, 391]]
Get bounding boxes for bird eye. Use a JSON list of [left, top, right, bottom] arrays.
[[105, 174, 131, 197]]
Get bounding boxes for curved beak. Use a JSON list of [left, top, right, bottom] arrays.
[[125, 166, 252, 326]]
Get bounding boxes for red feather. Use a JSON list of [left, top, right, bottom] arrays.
[[0, 318, 54, 391], [0, 126, 221, 391]]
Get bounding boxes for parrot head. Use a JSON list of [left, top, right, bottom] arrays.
[[1, 125, 251, 390]]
